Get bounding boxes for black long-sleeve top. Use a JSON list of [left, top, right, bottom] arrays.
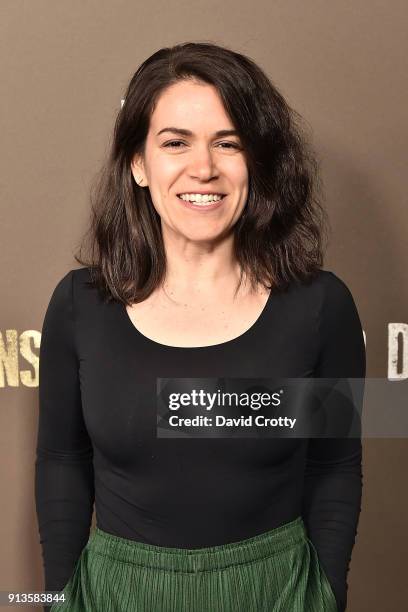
[[35, 267, 366, 612]]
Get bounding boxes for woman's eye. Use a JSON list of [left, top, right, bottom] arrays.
[[163, 141, 241, 149], [164, 141, 186, 148], [217, 142, 241, 149]]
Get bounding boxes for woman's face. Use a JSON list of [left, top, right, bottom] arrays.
[[131, 79, 249, 243]]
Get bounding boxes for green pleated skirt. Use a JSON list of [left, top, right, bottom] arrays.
[[50, 516, 338, 612]]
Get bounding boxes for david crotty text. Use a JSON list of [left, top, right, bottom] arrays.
[[168, 415, 297, 429]]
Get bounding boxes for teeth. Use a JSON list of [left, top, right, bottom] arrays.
[[178, 193, 224, 203]]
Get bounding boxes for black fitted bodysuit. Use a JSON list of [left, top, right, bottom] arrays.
[[35, 267, 366, 612]]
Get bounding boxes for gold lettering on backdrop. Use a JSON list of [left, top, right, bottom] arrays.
[[0, 330, 19, 387], [0, 330, 40, 388], [20, 331, 40, 387], [388, 324, 408, 381]]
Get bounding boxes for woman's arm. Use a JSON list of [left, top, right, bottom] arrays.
[[35, 270, 95, 611], [302, 271, 366, 612]]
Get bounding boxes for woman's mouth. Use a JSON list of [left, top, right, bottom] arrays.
[[176, 193, 227, 211]]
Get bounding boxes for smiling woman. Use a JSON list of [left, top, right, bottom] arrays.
[[70, 41, 329, 305], [129, 78, 250, 256], [35, 41, 365, 612]]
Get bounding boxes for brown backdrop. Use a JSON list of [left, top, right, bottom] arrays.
[[1, 1, 407, 610]]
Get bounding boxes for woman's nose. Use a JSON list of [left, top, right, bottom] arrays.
[[187, 146, 218, 181]]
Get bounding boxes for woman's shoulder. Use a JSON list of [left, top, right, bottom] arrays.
[[49, 265, 91, 285], [313, 268, 360, 310], [306, 269, 364, 338], [285, 268, 363, 330], [295, 268, 359, 304], [46, 266, 98, 311], [71, 266, 93, 287], [49, 266, 92, 288]]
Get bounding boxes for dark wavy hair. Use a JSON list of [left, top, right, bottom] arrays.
[[74, 40, 329, 304]]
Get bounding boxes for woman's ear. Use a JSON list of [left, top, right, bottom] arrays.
[[130, 154, 147, 187]]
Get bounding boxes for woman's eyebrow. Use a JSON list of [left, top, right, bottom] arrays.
[[156, 127, 239, 137]]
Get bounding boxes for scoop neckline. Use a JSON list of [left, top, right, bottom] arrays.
[[120, 288, 274, 351]]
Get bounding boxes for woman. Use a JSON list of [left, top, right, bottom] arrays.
[[35, 41, 365, 612]]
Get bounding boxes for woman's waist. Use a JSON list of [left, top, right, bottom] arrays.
[[88, 513, 307, 572]]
